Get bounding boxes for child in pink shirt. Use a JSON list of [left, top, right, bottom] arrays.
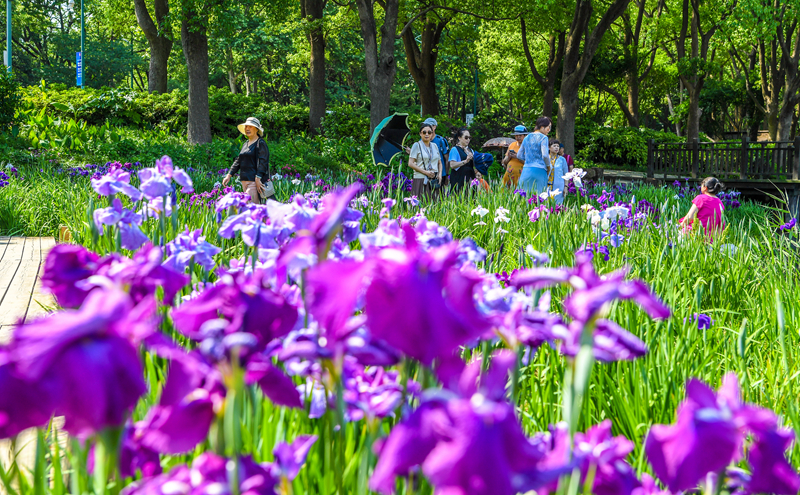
[[679, 177, 726, 239]]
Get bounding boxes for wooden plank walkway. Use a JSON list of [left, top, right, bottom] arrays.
[[0, 237, 58, 492], [0, 237, 56, 344]]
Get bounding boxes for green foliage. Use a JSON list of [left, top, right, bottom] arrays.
[[0, 72, 21, 131], [576, 123, 683, 169]]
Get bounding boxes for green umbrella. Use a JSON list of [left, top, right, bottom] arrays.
[[369, 113, 410, 167]]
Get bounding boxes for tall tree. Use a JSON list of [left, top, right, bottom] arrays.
[[731, 0, 800, 141], [520, 21, 564, 118], [301, 0, 326, 133], [401, 12, 450, 116], [181, 1, 212, 144], [355, 0, 401, 133], [594, 0, 664, 127], [557, 0, 632, 153], [670, 0, 736, 143], [132, 0, 172, 93]]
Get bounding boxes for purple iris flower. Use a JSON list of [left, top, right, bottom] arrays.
[[686, 313, 713, 330], [170, 271, 298, 351], [214, 191, 250, 214], [0, 350, 59, 438], [309, 184, 363, 243], [556, 319, 648, 362], [270, 435, 318, 482], [745, 427, 800, 494], [137, 169, 172, 200], [93, 198, 150, 250], [370, 350, 571, 495], [364, 231, 491, 367], [91, 168, 142, 200], [139, 196, 176, 219], [163, 228, 221, 272], [645, 373, 794, 492], [136, 156, 194, 200], [3, 289, 150, 436], [88, 423, 162, 479], [138, 350, 225, 454], [779, 218, 796, 230], [41, 244, 101, 308], [573, 420, 642, 495], [124, 452, 278, 495], [218, 205, 280, 248], [105, 244, 190, 306]]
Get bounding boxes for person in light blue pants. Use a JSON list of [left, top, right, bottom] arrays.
[[516, 117, 552, 196]]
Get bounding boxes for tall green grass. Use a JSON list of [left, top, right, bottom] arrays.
[[1, 158, 799, 493]]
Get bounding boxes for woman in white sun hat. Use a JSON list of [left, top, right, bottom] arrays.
[[222, 117, 271, 203]]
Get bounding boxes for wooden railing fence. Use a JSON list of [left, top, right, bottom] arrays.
[[646, 137, 800, 180]]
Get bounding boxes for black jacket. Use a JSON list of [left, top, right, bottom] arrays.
[[228, 138, 270, 181]]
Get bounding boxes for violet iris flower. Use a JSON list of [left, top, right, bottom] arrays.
[[123, 452, 278, 495], [0, 350, 59, 438], [573, 420, 642, 495], [779, 218, 796, 230], [214, 191, 251, 214], [138, 156, 194, 199], [364, 229, 491, 367], [3, 289, 151, 436], [171, 271, 298, 351], [106, 243, 190, 306], [91, 167, 142, 200], [163, 228, 221, 272], [370, 350, 571, 495], [511, 253, 669, 362], [41, 244, 101, 308], [88, 423, 162, 479], [270, 435, 318, 482], [93, 198, 150, 250], [645, 373, 798, 493], [139, 350, 225, 454]]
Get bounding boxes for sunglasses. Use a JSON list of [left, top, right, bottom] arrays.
[[421, 131, 433, 135], [463, 136, 471, 140]]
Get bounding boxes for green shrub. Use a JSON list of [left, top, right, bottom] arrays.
[[576, 123, 683, 169], [321, 105, 370, 142], [0, 72, 21, 131]]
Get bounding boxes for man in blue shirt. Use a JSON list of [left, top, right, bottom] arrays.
[[423, 117, 450, 185]]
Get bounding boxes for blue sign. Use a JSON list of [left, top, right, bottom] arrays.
[[76, 52, 82, 86]]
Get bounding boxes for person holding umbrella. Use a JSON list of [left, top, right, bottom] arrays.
[[222, 117, 270, 203], [408, 123, 442, 200], [502, 125, 528, 189]]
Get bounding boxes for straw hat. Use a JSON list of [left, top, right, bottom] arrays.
[[237, 117, 264, 137]]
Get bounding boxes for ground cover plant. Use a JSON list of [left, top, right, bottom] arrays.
[[1, 156, 800, 495]]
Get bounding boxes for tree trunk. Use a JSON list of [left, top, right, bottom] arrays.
[[777, 104, 795, 142], [557, 82, 579, 152], [401, 17, 448, 116], [542, 84, 555, 117], [226, 47, 238, 94], [625, 73, 640, 127], [355, 0, 400, 134], [686, 84, 702, 143], [557, 0, 631, 154], [521, 21, 564, 119], [132, 0, 172, 94], [301, 0, 326, 134], [181, 13, 212, 144]]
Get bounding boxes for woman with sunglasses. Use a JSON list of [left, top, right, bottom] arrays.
[[448, 127, 476, 191], [407, 123, 442, 200]]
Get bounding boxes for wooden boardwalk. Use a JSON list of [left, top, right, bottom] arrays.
[[0, 237, 56, 344], [0, 237, 58, 491]]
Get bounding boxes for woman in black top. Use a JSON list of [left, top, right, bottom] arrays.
[[222, 117, 270, 203], [448, 127, 476, 191]]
